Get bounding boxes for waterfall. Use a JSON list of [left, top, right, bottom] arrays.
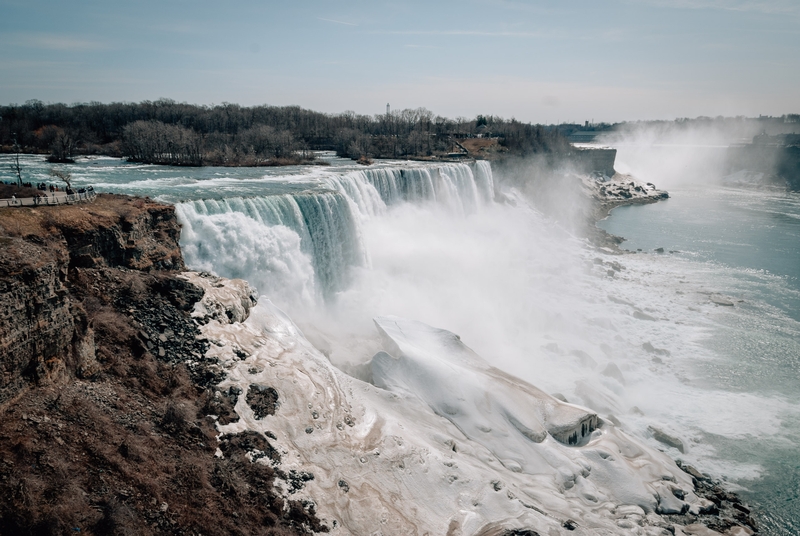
[[322, 161, 495, 217], [176, 161, 495, 303]]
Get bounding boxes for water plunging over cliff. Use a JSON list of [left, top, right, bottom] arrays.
[[175, 161, 494, 304]]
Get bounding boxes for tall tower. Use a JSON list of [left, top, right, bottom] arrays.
[[386, 103, 390, 116]]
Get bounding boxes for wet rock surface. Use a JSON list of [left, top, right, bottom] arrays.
[[666, 461, 759, 535]]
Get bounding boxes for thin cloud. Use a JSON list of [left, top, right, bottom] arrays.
[[7, 33, 106, 51], [632, 0, 799, 15], [318, 17, 358, 26], [380, 30, 545, 37]]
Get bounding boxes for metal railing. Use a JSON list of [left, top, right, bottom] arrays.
[[1, 189, 96, 208]]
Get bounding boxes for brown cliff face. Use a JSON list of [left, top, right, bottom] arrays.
[[0, 195, 184, 406], [0, 238, 73, 404], [0, 196, 321, 536]]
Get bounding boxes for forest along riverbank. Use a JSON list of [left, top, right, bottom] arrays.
[[0, 100, 571, 166]]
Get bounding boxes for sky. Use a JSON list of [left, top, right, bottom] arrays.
[[1, 0, 798, 123]]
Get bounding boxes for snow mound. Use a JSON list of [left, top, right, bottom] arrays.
[[193, 277, 711, 535], [372, 316, 598, 452]]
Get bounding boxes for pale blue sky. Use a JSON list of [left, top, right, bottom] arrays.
[[1, 0, 797, 122]]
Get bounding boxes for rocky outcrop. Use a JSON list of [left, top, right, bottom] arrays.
[[587, 173, 669, 205], [0, 195, 185, 407], [0, 196, 321, 535], [0, 238, 73, 405], [48, 194, 184, 271]]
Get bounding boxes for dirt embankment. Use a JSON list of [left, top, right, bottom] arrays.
[[0, 195, 323, 535], [456, 137, 503, 159]]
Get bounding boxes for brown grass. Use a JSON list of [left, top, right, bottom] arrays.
[[0, 193, 168, 239], [457, 137, 501, 157]]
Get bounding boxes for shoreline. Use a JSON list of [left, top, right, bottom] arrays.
[[583, 184, 761, 535]]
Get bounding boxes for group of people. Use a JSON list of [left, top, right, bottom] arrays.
[[5, 184, 95, 206], [35, 182, 62, 193], [33, 183, 93, 196]]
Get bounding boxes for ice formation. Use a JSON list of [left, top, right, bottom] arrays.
[[184, 272, 713, 535]]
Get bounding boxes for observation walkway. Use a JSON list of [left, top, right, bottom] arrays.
[[1, 188, 96, 208]]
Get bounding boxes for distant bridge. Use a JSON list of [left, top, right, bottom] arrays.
[[1, 189, 96, 208]]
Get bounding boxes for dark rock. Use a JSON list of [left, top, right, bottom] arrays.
[[648, 425, 686, 453], [245, 385, 279, 419], [678, 462, 708, 483], [286, 470, 315, 493], [218, 430, 280, 463]]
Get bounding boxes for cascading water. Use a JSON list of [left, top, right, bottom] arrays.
[[175, 161, 495, 308], [321, 160, 494, 217]]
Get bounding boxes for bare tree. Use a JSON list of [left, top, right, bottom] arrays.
[[11, 134, 23, 187], [49, 168, 72, 190], [47, 127, 77, 163]]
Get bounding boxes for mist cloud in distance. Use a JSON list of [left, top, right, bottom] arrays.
[[597, 119, 770, 189]]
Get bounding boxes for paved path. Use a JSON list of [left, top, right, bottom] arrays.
[[0, 190, 96, 208]]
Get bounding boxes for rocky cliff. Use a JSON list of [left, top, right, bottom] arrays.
[[0, 196, 183, 407], [0, 195, 321, 535], [570, 147, 617, 177], [725, 143, 800, 190]]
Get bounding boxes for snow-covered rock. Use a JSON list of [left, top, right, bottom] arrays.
[[180, 271, 258, 324], [584, 173, 669, 204], [193, 276, 712, 535]]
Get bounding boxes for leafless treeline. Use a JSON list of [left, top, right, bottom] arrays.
[[0, 99, 570, 165]]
